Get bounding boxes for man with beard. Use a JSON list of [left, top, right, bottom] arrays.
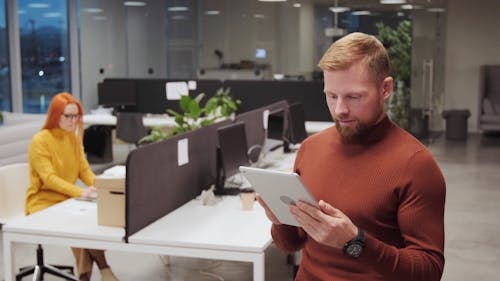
[[257, 32, 446, 281]]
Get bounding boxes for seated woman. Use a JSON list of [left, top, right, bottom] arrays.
[[25, 92, 119, 281]]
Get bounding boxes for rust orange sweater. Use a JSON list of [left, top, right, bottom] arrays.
[[271, 115, 445, 281]]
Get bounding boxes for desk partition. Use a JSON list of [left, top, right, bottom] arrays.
[[125, 120, 231, 240]]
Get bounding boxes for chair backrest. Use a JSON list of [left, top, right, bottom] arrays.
[[0, 163, 29, 224], [116, 112, 148, 144]]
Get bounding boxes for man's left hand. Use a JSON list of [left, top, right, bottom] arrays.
[[290, 200, 358, 248]]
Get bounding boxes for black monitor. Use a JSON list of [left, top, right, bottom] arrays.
[[266, 108, 290, 153], [215, 122, 251, 195], [98, 81, 137, 112], [287, 102, 308, 144]]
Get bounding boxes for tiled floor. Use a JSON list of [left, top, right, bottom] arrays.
[[1, 133, 500, 280]]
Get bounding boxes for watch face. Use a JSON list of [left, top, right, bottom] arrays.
[[347, 243, 363, 258]]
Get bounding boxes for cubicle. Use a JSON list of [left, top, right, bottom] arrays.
[[124, 100, 290, 240]]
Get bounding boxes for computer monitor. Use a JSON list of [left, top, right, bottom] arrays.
[[215, 122, 251, 195], [98, 81, 137, 112], [287, 102, 308, 144], [266, 108, 290, 152]]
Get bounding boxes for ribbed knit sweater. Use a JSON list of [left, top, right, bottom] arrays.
[[271, 115, 446, 281], [25, 128, 94, 215]]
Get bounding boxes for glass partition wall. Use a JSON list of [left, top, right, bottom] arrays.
[[2, 0, 447, 115]]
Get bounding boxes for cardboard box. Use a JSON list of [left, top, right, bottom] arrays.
[[95, 175, 125, 227]]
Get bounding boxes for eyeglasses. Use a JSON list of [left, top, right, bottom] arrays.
[[62, 113, 81, 120]]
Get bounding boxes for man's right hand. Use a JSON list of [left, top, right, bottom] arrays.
[[256, 193, 281, 225]]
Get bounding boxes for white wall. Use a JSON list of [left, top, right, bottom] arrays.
[[444, 0, 500, 132]]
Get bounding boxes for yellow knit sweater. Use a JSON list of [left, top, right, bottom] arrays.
[[25, 128, 94, 215]]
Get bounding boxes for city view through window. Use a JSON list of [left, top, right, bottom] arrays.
[[18, 0, 70, 113]]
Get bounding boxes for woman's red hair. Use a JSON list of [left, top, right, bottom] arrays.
[[43, 92, 85, 139]]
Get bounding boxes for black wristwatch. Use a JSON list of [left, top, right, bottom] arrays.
[[343, 227, 365, 258]]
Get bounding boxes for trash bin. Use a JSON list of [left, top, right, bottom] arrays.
[[441, 109, 471, 140]]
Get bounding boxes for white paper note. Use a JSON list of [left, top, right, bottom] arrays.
[[188, 80, 197, 90], [166, 82, 189, 100], [178, 138, 189, 166]]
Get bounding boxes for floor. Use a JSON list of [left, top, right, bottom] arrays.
[[1, 133, 500, 281]]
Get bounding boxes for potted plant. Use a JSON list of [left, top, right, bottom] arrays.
[[0, 111, 3, 126], [376, 20, 412, 130], [204, 87, 241, 120], [139, 87, 241, 143]]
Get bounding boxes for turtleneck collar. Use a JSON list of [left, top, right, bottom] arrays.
[[50, 127, 73, 138], [339, 114, 394, 146]]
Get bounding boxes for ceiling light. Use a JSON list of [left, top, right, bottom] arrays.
[[123, 1, 146, 7], [28, 3, 51, 8], [427, 7, 446, 13], [380, 0, 406, 4], [83, 8, 103, 13], [168, 6, 189, 12], [329, 6, 350, 13], [351, 10, 371, 16], [254, 14, 265, 19], [258, 0, 287, 2], [293, 3, 301, 8], [204, 10, 220, 15]]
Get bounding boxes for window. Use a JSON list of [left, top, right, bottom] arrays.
[[18, 0, 70, 113], [0, 0, 10, 111]]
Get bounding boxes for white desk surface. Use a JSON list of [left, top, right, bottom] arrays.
[[3, 199, 124, 242], [305, 121, 334, 134], [128, 196, 272, 253], [83, 114, 176, 127]]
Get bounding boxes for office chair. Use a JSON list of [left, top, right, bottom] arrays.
[[116, 112, 149, 149], [0, 163, 77, 281]]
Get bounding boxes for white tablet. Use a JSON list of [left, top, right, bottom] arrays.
[[239, 166, 318, 226]]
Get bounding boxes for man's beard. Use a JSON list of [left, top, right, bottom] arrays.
[[334, 104, 384, 143]]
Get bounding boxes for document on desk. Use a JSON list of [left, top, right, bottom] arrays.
[[103, 165, 126, 177], [62, 199, 96, 216]]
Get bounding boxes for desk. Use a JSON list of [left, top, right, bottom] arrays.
[[128, 196, 272, 281], [3, 198, 272, 281], [2, 199, 124, 281], [83, 114, 176, 128]]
